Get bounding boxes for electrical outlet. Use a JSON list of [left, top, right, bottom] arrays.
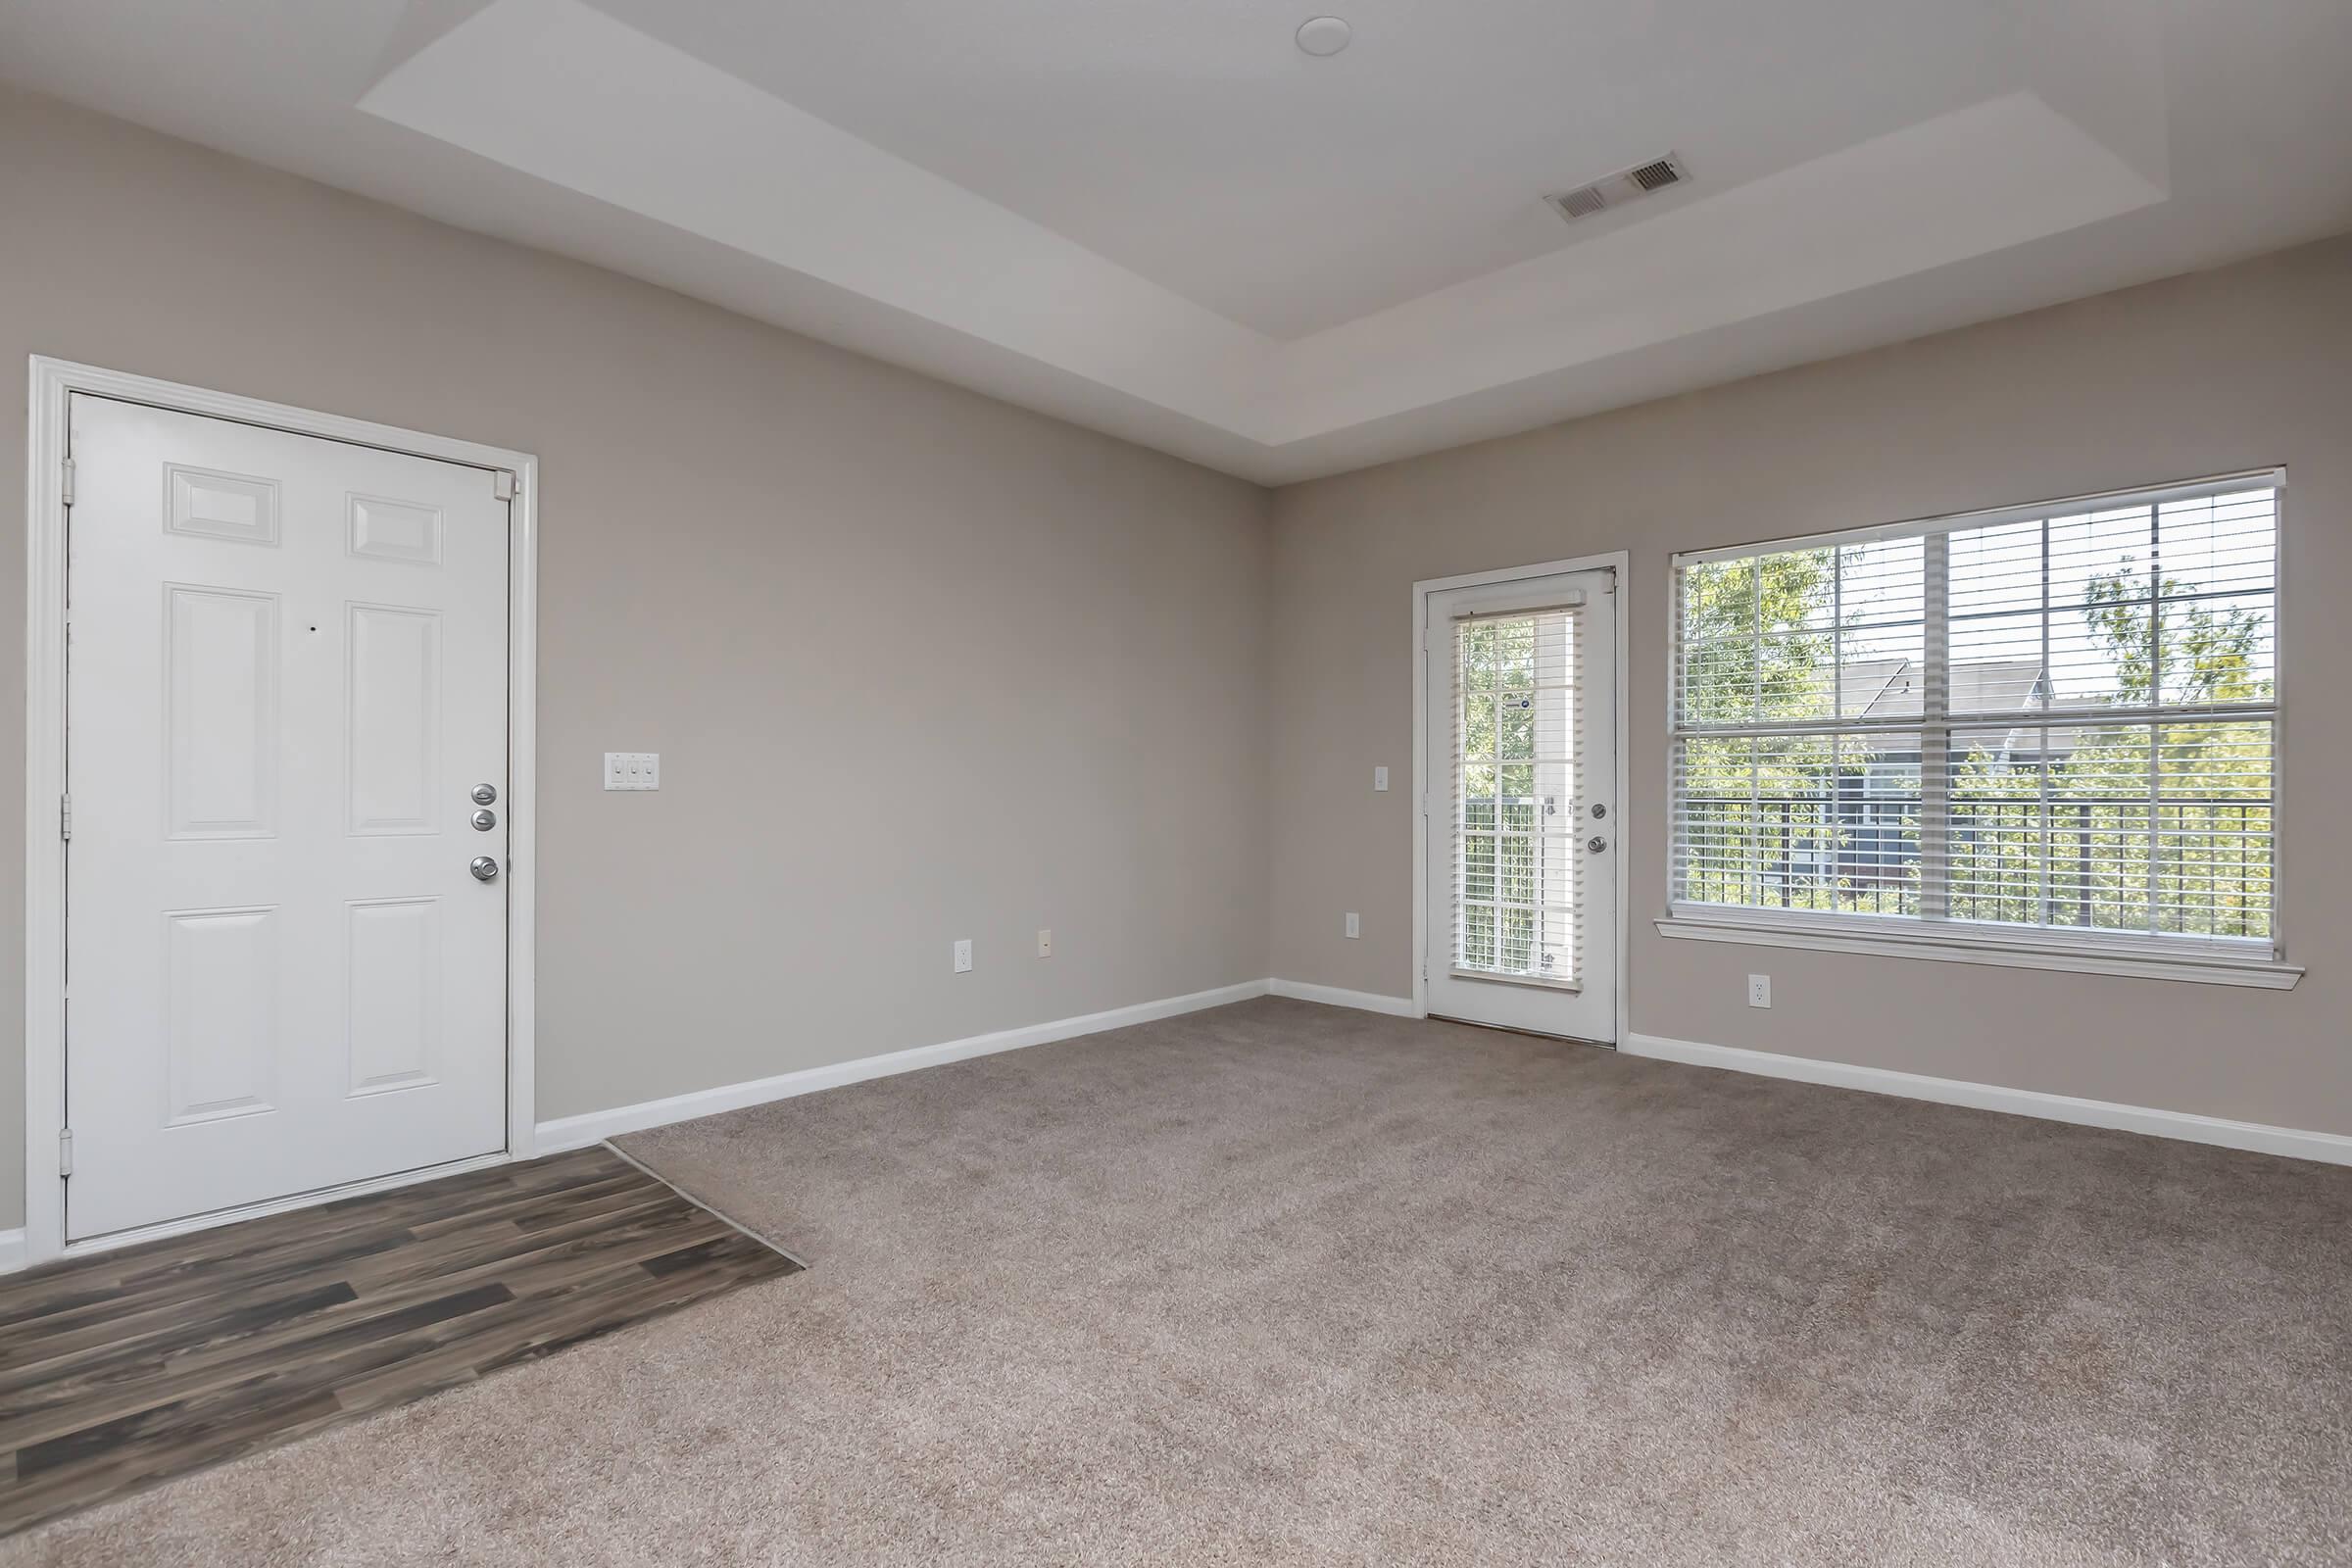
[[1373, 766, 1390, 792], [1037, 928, 1053, 957], [1746, 973, 1772, 1008], [1346, 911, 1360, 939], [603, 752, 659, 791], [953, 939, 973, 974]]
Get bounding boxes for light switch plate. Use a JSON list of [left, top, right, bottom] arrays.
[[1346, 912, 1361, 939], [1373, 766, 1390, 792], [604, 752, 659, 791]]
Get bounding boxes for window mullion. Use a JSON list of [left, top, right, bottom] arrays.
[[1832, 547, 1844, 722], [1920, 531, 1951, 921], [1670, 570, 1687, 906], [2037, 515, 2053, 927], [2146, 507, 2164, 937], [1749, 564, 1763, 909]]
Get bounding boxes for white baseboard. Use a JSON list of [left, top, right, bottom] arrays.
[[0, 1228, 25, 1276], [535, 979, 1273, 1153], [1625, 1033, 2352, 1168], [1267, 978, 1421, 1017]]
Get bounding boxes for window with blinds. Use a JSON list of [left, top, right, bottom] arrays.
[[1451, 602, 1586, 986], [1669, 473, 2281, 956]]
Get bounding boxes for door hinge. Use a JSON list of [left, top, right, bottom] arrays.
[[60, 456, 75, 507], [59, 793, 72, 841], [58, 1128, 74, 1178], [492, 468, 517, 503]]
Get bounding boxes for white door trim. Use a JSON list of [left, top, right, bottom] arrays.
[[1411, 552, 1632, 1045], [22, 356, 540, 1269]]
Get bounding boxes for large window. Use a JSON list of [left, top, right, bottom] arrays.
[[1667, 472, 2289, 981]]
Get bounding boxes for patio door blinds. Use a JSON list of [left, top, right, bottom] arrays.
[[1451, 601, 1587, 987], [1668, 473, 2281, 952]]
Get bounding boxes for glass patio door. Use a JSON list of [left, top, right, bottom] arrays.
[[1422, 567, 1618, 1041]]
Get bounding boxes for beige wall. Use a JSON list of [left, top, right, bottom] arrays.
[[0, 88, 1274, 1228], [1268, 233, 2352, 1136]]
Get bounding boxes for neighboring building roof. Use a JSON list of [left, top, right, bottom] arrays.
[[1852, 657, 2044, 719], [1836, 657, 1909, 718], [1839, 657, 2100, 764]]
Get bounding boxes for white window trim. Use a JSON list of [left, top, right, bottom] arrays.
[[1660, 468, 2296, 990], [1656, 908, 2302, 989]]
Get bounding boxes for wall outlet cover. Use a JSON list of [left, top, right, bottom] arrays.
[[954, 938, 973, 973]]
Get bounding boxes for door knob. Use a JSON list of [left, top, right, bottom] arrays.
[[470, 857, 501, 882]]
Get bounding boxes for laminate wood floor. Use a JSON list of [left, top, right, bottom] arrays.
[[0, 1145, 802, 1535]]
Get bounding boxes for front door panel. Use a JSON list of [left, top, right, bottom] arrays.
[[66, 395, 510, 1240]]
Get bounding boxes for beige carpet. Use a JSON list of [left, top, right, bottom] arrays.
[[8, 997, 2348, 1565]]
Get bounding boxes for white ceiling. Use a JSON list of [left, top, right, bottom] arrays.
[[587, 0, 2015, 340], [3, 0, 2349, 484]]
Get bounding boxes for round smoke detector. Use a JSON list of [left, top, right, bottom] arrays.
[[1296, 17, 1352, 57]]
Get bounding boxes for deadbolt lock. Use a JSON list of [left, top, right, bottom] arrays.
[[470, 809, 497, 831], [1587, 835, 1609, 854], [1592, 803, 1608, 819], [471, 783, 498, 806]]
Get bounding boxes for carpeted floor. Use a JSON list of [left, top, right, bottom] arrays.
[[8, 997, 2348, 1565]]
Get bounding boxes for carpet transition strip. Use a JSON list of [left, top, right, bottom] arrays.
[[0, 1145, 803, 1534]]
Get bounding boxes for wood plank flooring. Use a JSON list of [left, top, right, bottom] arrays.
[[0, 1145, 803, 1535]]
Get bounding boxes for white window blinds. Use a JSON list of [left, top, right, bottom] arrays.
[[1451, 601, 1586, 986], [1669, 473, 2281, 953]]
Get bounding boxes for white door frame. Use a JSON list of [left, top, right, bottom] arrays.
[[1411, 552, 1632, 1046], [22, 356, 540, 1267]]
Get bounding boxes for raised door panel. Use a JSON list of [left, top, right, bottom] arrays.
[[165, 585, 280, 840], [347, 899, 441, 1097], [346, 604, 443, 836], [164, 906, 280, 1125], [166, 465, 279, 548], [347, 494, 444, 565]]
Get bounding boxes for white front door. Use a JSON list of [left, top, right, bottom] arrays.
[[65, 394, 512, 1241], [1422, 567, 1618, 1041]]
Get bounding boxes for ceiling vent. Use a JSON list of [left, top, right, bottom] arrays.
[[1544, 152, 1690, 225]]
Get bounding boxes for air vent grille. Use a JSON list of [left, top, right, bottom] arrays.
[[1553, 185, 1607, 220], [1628, 159, 1683, 192], [1544, 152, 1690, 224]]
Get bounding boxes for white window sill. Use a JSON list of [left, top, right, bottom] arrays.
[[1655, 909, 2303, 990]]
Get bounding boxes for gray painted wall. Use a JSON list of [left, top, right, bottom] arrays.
[[0, 88, 1273, 1228], [1267, 234, 2352, 1137]]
